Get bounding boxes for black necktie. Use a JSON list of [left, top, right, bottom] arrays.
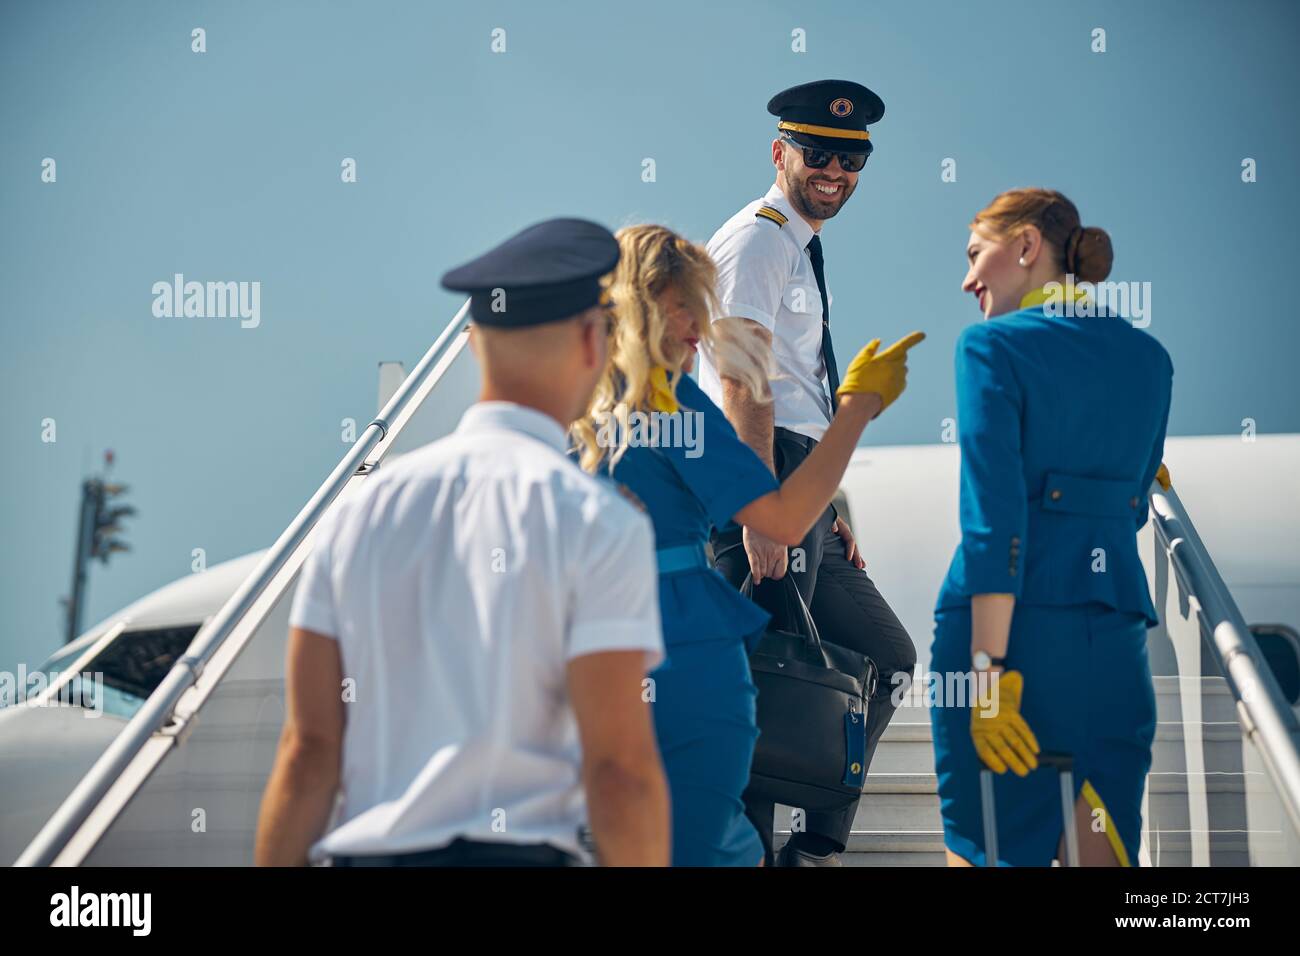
[[806, 235, 840, 413]]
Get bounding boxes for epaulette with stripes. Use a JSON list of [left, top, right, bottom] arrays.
[[754, 205, 788, 228]]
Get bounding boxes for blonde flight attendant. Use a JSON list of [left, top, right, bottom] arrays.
[[931, 189, 1173, 867], [574, 224, 921, 865]]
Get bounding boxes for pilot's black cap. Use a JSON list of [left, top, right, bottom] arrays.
[[440, 218, 619, 327], [768, 79, 885, 153]]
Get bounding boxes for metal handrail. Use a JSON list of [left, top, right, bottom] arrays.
[[16, 301, 472, 867], [1149, 480, 1300, 839]]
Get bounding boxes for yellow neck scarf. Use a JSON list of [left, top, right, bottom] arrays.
[[1019, 281, 1091, 311], [648, 366, 679, 413]]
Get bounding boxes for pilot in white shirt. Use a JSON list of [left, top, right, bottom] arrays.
[[701, 80, 918, 867], [255, 218, 670, 867], [697, 180, 836, 442]]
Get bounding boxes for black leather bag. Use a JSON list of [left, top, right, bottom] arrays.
[[741, 574, 878, 811]]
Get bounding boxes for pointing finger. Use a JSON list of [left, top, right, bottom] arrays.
[[877, 331, 927, 359]]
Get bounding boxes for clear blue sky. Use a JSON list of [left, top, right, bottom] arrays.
[[3, 0, 1298, 676]]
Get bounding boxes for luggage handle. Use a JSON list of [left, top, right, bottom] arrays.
[[978, 751, 1079, 867]]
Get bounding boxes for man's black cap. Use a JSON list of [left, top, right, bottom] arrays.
[[440, 218, 619, 327], [768, 79, 885, 153]]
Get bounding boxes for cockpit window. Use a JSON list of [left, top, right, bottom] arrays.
[[10, 625, 202, 718], [89, 625, 202, 701]]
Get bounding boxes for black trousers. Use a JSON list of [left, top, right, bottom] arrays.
[[713, 428, 916, 858], [332, 837, 579, 867]]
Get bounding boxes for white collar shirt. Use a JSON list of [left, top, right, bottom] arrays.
[[288, 401, 663, 862], [697, 183, 835, 442]]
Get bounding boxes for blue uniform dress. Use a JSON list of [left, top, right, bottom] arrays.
[[932, 296, 1173, 866], [601, 374, 778, 866]]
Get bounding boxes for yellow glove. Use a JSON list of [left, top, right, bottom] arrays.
[[836, 331, 926, 414], [971, 670, 1040, 776], [1156, 462, 1171, 490]]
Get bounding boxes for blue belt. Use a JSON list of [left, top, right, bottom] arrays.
[[657, 542, 711, 575]]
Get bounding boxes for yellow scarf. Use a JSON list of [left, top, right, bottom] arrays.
[[648, 366, 679, 413], [1019, 281, 1091, 311]]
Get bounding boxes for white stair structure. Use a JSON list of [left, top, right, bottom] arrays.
[[776, 693, 947, 866], [773, 676, 1279, 867]]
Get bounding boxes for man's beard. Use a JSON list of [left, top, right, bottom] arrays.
[[789, 170, 856, 220]]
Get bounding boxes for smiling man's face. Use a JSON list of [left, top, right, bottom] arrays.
[[776, 140, 860, 222]]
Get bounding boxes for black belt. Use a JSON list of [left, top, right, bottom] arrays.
[[332, 837, 579, 868], [774, 426, 820, 454], [772, 428, 839, 524], [712, 428, 825, 541]]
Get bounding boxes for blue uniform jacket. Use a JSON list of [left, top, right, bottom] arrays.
[[590, 374, 779, 648], [936, 303, 1173, 626]]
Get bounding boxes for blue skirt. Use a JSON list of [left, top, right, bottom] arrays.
[[929, 603, 1157, 866], [650, 638, 764, 867]]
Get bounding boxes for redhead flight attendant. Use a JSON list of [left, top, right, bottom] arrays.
[[931, 188, 1173, 867]]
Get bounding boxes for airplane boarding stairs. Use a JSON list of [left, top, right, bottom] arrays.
[[11, 305, 1300, 867], [784, 676, 1269, 866]]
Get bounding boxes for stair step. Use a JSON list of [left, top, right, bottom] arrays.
[[843, 850, 949, 866], [844, 830, 946, 853], [1146, 770, 1252, 793], [878, 722, 932, 741], [774, 829, 946, 855], [777, 792, 943, 833], [868, 726, 1245, 781], [861, 772, 938, 793]]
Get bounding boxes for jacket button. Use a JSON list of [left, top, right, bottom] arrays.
[[1010, 536, 1021, 545], [1050, 489, 1062, 501], [1130, 496, 1139, 508]]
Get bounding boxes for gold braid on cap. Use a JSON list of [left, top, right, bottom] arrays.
[[777, 120, 870, 141]]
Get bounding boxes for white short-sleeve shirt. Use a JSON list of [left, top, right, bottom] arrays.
[[288, 401, 663, 862], [696, 183, 835, 442]]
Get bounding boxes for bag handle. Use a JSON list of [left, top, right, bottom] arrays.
[[738, 569, 824, 651]]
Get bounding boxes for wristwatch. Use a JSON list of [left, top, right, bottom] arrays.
[[972, 650, 1007, 671]]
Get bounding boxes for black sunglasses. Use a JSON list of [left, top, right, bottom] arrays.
[[781, 134, 871, 173]]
